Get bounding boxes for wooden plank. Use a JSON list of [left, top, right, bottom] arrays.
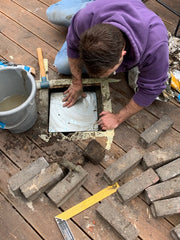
[[0, 34, 37, 68], [145, 0, 180, 33], [0, 12, 56, 68], [0, 194, 42, 240], [12, 0, 67, 32], [1, 0, 66, 50]]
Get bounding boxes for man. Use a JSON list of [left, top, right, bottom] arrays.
[[47, 0, 169, 130]]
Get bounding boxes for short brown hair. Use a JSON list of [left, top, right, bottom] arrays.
[[79, 23, 125, 76]]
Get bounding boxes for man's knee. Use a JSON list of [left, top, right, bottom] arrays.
[[46, 3, 71, 26]]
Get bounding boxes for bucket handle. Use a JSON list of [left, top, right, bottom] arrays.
[[0, 100, 35, 130], [0, 112, 29, 130]]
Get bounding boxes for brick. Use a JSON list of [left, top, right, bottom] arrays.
[[104, 147, 142, 185], [83, 140, 105, 164], [156, 158, 180, 181], [145, 176, 180, 204], [150, 197, 180, 218], [139, 115, 174, 148], [171, 223, 180, 240], [20, 163, 64, 200], [117, 168, 159, 203], [96, 199, 139, 240], [47, 165, 88, 207], [141, 145, 180, 170], [8, 157, 49, 195]]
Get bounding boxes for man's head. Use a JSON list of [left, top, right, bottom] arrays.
[[79, 23, 126, 77]]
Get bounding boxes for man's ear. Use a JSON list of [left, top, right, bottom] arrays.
[[122, 50, 126, 57]]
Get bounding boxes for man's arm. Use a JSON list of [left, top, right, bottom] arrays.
[[98, 98, 143, 130], [63, 57, 86, 107]]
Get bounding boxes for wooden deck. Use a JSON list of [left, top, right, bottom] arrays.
[[0, 0, 180, 239]]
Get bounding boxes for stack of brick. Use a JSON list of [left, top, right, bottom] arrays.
[[8, 157, 64, 201], [8, 157, 88, 205], [100, 145, 180, 240]]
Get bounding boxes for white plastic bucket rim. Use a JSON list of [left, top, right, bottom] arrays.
[[0, 69, 36, 116]]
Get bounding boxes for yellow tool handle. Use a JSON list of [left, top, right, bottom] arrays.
[[37, 48, 46, 79], [56, 182, 120, 220]]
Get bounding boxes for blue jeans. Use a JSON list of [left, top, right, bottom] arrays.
[[46, 0, 94, 74]]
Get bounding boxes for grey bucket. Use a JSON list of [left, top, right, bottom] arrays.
[[0, 67, 37, 133]]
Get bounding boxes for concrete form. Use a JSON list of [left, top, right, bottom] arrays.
[[141, 146, 180, 169], [104, 147, 143, 185], [96, 199, 139, 240], [155, 158, 180, 181], [20, 163, 64, 200], [117, 168, 159, 203], [145, 176, 180, 204], [139, 115, 174, 148], [8, 157, 49, 195], [150, 197, 180, 218], [47, 165, 88, 207]]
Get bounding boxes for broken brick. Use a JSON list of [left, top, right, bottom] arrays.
[[83, 140, 105, 165]]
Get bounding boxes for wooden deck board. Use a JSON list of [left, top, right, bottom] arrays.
[[0, 0, 180, 239]]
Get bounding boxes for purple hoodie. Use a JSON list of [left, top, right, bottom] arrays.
[[66, 0, 169, 107]]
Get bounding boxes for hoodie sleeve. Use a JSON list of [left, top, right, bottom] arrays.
[[133, 42, 169, 107]]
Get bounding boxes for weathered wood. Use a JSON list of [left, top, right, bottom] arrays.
[[0, 194, 42, 240], [1, 0, 66, 50]]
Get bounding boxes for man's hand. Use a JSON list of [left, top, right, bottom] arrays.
[[98, 98, 143, 130], [63, 83, 86, 108], [98, 111, 120, 130]]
